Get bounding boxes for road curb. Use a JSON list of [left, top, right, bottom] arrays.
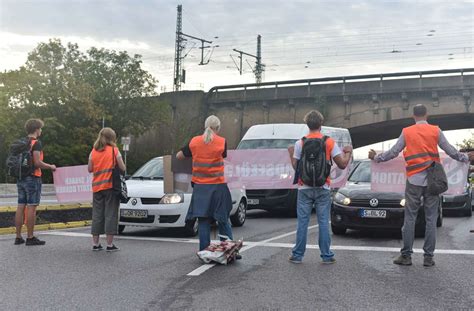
[[0, 203, 92, 213], [0, 220, 92, 235]]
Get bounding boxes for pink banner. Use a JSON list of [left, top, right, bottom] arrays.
[[225, 149, 350, 189], [371, 153, 469, 195], [53, 165, 93, 203]]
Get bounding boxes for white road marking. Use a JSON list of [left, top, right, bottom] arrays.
[[185, 224, 319, 276], [42, 229, 474, 258]]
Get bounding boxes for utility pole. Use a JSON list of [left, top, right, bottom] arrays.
[[231, 35, 265, 84], [173, 5, 183, 91], [173, 4, 216, 91]]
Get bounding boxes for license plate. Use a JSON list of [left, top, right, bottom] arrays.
[[360, 209, 387, 218], [247, 199, 260, 205], [120, 209, 148, 218]]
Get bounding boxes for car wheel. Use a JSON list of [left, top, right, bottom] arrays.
[[465, 199, 472, 217], [118, 225, 125, 235], [230, 199, 247, 227], [184, 219, 199, 237], [331, 224, 346, 235]]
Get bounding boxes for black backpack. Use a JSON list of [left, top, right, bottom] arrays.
[[299, 136, 332, 187], [6, 137, 34, 179]]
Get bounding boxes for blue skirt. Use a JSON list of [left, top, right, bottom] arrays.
[[186, 183, 232, 223]]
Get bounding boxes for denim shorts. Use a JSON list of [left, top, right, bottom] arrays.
[[17, 176, 42, 206]]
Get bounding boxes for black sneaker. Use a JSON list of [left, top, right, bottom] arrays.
[[235, 252, 242, 260], [423, 256, 435, 267], [92, 244, 104, 251], [106, 244, 120, 252], [393, 254, 412, 266], [14, 237, 25, 245], [25, 236, 46, 246]]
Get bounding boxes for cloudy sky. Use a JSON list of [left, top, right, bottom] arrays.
[[1, 0, 473, 151]]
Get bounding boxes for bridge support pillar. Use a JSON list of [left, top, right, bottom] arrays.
[[343, 96, 351, 120], [431, 91, 439, 107], [235, 102, 244, 141], [263, 101, 270, 123], [371, 94, 380, 114], [288, 99, 296, 123], [463, 90, 471, 112], [401, 92, 409, 110]]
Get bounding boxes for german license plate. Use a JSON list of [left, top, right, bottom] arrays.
[[360, 209, 387, 218], [247, 199, 260, 205], [120, 209, 148, 218]]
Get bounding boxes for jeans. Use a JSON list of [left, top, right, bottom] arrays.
[[17, 176, 42, 205], [401, 181, 440, 257], [198, 218, 234, 251], [292, 187, 334, 261]]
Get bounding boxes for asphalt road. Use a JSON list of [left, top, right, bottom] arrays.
[[1, 210, 473, 310]]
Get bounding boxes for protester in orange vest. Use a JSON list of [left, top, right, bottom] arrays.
[[88, 127, 126, 252], [369, 104, 474, 267], [14, 119, 56, 246], [176, 115, 236, 255]]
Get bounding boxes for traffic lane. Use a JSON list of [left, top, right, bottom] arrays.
[[0, 233, 199, 311], [120, 209, 300, 243], [266, 214, 474, 251], [164, 248, 474, 310]]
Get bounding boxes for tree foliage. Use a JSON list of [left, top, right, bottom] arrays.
[[0, 39, 167, 182], [457, 132, 474, 151]]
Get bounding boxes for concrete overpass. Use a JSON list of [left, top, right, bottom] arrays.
[[204, 68, 474, 148]]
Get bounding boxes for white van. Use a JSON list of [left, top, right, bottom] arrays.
[[236, 123, 352, 215]]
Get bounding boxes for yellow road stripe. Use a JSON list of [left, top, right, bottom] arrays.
[[0, 203, 92, 213], [0, 220, 92, 235]]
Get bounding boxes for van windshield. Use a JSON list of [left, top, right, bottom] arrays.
[[237, 139, 296, 150]]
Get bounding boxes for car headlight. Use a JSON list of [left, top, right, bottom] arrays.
[[159, 193, 184, 204], [400, 199, 406, 207], [334, 192, 351, 206]]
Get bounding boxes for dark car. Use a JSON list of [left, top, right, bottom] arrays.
[[331, 160, 442, 236], [441, 181, 472, 217]]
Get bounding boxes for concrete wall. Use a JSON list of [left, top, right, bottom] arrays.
[[134, 74, 474, 158]]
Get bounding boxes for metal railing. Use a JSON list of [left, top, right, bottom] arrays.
[[207, 68, 474, 97]]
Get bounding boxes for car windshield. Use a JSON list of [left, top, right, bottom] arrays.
[[132, 157, 164, 179], [348, 161, 371, 182], [237, 139, 296, 150]]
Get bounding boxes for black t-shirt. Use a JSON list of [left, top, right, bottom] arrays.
[[31, 138, 43, 152], [181, 140, 227, 158]]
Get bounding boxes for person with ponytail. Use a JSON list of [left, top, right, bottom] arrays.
[[88, 127, 126, 252], [176, 115, 237, 256]]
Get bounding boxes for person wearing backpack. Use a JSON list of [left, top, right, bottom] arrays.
[[12, 119, 56, 246], [288, 110, 352, 264], [88, 127, 126, 252]]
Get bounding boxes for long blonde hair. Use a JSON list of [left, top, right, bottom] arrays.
[[203, 115, 221, 144], [93, 127, 117, 151]]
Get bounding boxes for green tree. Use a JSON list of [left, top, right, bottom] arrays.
[[0, 39, 168, 180], [457, 132, 474, 151]]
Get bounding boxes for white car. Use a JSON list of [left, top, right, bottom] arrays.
[[118, 157, 247, 236]]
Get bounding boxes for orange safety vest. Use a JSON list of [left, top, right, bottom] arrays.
[[189, 134, 226, 184], [402, 124, 440, 177], [31, 138, 43, 177], [91, 145, 116, 193], [299, 132, 335, 186]]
